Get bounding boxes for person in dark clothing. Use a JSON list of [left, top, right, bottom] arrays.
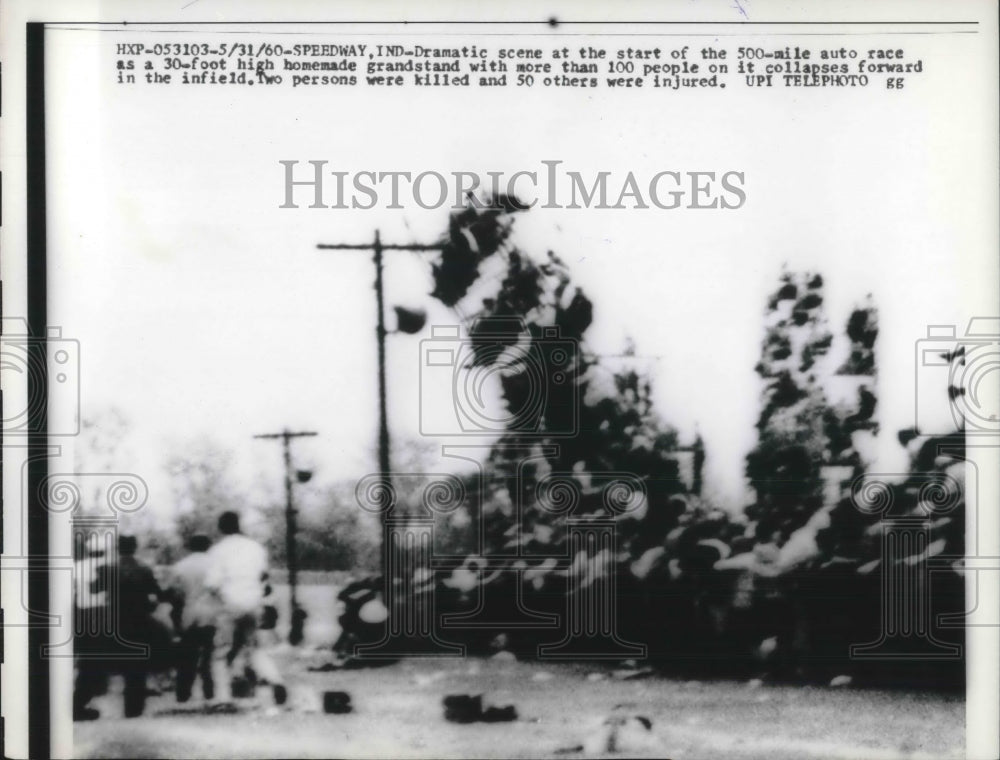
[[112, 534, 164, 718], [332, 575, 385, 659], [73, 533, 114, 721]]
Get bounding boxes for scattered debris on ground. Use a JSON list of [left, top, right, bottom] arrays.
[[323, 691, 352, 714], [556, 712, 658, 755], [443, 694, 518, 724]]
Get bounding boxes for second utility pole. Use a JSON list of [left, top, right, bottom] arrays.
[[254, 428, 317, 645]]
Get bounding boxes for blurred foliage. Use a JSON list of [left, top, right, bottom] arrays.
[[745, 270, 834, 543], [260, 482, 380, 573], [164, 437, 246, 545], [428, 198, 694, 562], [424, 235, 963, 687]]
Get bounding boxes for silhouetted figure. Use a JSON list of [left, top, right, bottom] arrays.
[[113, 534, 164, 718], [332, 575, 386, 660], [169, 534, 216, 702]]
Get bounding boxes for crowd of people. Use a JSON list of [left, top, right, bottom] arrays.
[[74, 434, 966, 722], [72, 511, 287, 721], [346, 444, 965, 690]]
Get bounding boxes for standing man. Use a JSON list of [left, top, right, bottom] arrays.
[[114, 534, 164, 718], [168, 534, 217, 703], [204, 511, 286, 705]]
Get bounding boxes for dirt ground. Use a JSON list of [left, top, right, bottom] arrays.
[[75, 654, 964, 759], [73, 582, 965, 759]]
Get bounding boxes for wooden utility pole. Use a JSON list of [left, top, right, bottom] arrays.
[[254, 428, 317, 645], [318, 231, 444, 582]]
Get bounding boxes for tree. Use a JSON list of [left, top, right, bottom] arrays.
[[164, 437, 247, 544], [261, 481, 380, 573], [426, 198, 691, 560], [745, 270, 833, 544], [824, 295, 879, 469], [813, 296, 883, 564], [74, 407, 135, 514]]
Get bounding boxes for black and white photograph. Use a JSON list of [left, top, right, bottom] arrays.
[[1, 1, 998, 758]]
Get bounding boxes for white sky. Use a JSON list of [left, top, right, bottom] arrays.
[[45, 25, 997, 520]]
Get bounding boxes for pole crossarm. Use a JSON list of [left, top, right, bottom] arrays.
[[253, 431, 318, 440], [317, 242, 446, 252]]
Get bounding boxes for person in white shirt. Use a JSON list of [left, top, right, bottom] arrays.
[[204, 511, 285, 705]]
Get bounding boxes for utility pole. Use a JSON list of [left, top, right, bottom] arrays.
[[254, 428, 317, 645], [318, 231, 442, 582]]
